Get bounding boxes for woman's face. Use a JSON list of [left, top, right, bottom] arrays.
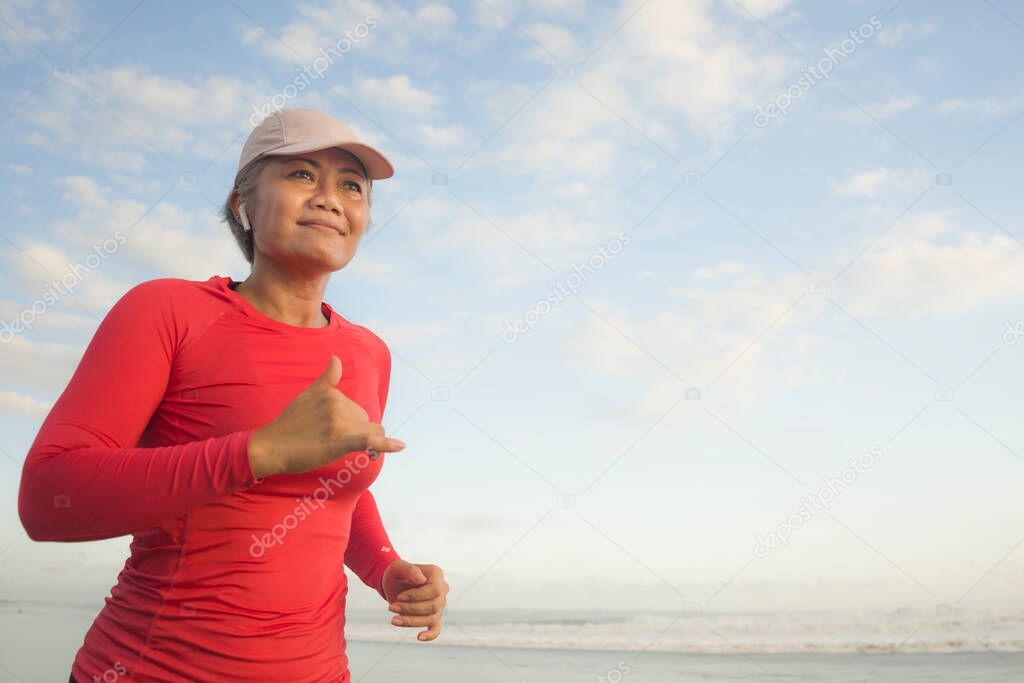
[[244, 147, 371, 273]]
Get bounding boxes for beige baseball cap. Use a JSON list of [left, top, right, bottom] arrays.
[[236, 108, 394, 182]]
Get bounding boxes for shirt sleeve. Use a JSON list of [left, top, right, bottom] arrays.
[[345, 490, 402, 601], [17, 280, 264, 543], [343, 335, 401, 600]]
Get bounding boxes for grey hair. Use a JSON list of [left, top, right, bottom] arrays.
[[221, 156, 374, 265]]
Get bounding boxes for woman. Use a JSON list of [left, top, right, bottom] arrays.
[[17, 108, 449, 682]]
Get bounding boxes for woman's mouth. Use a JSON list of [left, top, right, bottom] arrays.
[[299, 221, 345, 236]]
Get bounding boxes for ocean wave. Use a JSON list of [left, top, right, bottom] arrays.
[[344, 608, 1024, 654], [8, 601, 1022, 654]]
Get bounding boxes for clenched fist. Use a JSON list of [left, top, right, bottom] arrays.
[[247, 355, 405, 478]]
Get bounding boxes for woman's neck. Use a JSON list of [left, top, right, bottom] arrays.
[[233, 268, 330, 328]]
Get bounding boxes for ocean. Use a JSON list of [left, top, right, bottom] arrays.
[[3, 600, 1022, 681]]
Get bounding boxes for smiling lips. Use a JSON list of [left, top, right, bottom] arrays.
[[298, 220, 346, 236]]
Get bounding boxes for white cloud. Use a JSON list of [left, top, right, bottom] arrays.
[[528, 0, 588, 14], [569, 269, 810, 420], [937, 93, 1024, 116], [878, 19, 935, 47], [16, 64, 257, 171], [874, 94, 922, 118], [0, 333, 87, 393], [416, 3, 456, 27], [415, 122, 471, 150], [55, 175, 110, 209], [0, 0, 80, 61], [111, 204, 245, 278], [523, 21, 582, 61], [357, 75, 443, 116], [833, 95, 922, 126], [694, 260, 745, 279], [240, 0, 389, 63], [470, 0, 798, 181], [502, 127, 618, 180], [618, 5, 794, 140], [341, 256, 397, 284], [878, 20, 912, 46], [553, 180, 591, 198], [734, 0, 793, 17], [834, 168, 890, 198], [412, 192, 609, 268], [568, 209, 1024, 418], [373, 189, 618, 286], [490, 271, 529, 286], [472, 0, 520, 29], [240, 23, 264, 45], [242, 0, 456, 64], [363, 319, 450, 349], [484, 83, 620, 179], [832, 167, 932, 198], [2, 174, 242, 293], [467, 79, 543, 124], [0, 178, 246, 394], [0, 388, 51, 417], [842, 213, 1024, 317], [0, 296, 91, 330], [5, 240, 128, 311], [7, 163, 33, 176]]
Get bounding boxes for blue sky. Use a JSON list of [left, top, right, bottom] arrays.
[[1, 0, 1023, 618]]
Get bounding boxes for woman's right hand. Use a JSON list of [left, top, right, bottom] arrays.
[[247, 355, 405, 478]]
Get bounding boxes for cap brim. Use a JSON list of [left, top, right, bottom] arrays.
[[262, 139, 395, 180]]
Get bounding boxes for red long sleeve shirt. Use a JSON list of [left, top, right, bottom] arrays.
[[17, 275, 403, 682]]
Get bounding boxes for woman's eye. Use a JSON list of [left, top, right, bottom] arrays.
[[291, 170, 361, 193]]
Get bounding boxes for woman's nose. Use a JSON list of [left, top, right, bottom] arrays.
[[312, 190, 343, 214]]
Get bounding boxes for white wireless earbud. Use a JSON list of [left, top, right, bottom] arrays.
[[238, 202, 252, 232]]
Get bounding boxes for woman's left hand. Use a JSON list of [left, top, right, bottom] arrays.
[[381, 560, 449, 641]]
